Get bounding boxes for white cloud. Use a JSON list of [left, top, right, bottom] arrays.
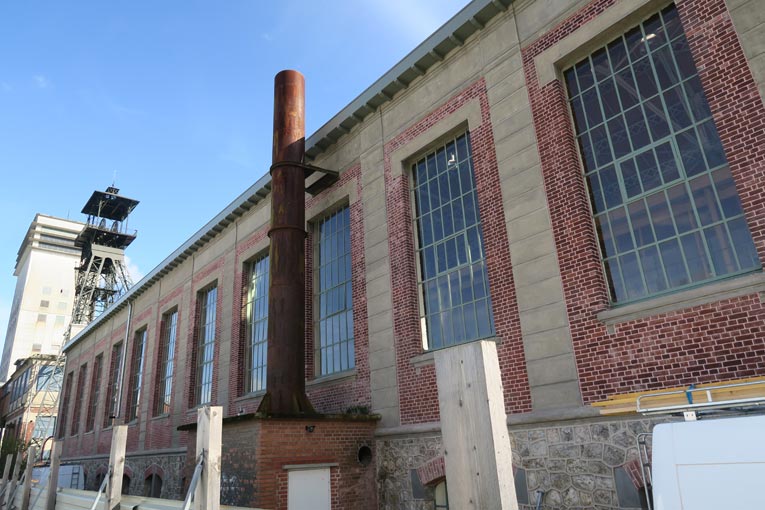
[[33, 74, 50, 89], [124, 255, 144, 285]]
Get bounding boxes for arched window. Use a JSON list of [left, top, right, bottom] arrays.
[[122, 474, 131, 495], [144, 474, 162, 498]]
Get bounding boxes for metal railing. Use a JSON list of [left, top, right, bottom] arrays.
[[181, 450, 205, 510], [637, 380, 765, 415], [637, 433, 653, 510]]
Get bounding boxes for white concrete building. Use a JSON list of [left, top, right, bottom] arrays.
[[0, 215, 83, 382]]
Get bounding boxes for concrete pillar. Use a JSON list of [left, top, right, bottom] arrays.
[[434, 340, 518, 509]]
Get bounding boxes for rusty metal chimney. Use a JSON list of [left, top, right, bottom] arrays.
[[258, 70, 314, 415]]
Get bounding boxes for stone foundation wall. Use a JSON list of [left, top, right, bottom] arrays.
[[377, 416, 660, 510], [78, 452, 186, 500]]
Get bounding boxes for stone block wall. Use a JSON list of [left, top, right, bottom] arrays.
[[185, 416, 378, 510], [79, 451, 186, 500], [376, 416, 657, 510]]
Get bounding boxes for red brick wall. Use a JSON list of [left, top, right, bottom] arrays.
[[187, 417, 377, 510], [228, 226, 269, 416], [384, 78, 532, 423], [304, 165, 372, 413], [521, 0, 765, 403], [184, 259, 225, 413], [145, 295, 183, 451], [227, 166, 372, 417]]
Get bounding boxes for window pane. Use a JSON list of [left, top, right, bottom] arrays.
[[316, 207, 354, 375], [413, 134, 494, 349], [244, 255, 269, 394], [640, 245, 668, 294], [565, 3, 759, 304]]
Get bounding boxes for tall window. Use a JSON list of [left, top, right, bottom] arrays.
[[315, 206, 354, 375], [127, 329, 146, 422], [104, 343, 124, 428], [86, 354, 103, 432], [565, 4, 760, 304], [412, 133, 494, 349], [195, 285, 217, 405], [244, 256, 269, 393], [155, 310, 177, 416], [71, 363, 87, 435], [58, 371, 73, 439]]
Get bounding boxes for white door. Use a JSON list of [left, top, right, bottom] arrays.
[[287, 468, 331, 510]]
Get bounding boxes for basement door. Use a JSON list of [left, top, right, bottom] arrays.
[[287, 467, 331, 510]]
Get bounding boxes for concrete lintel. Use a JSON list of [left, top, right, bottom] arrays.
[[598, 271, 765, 325]]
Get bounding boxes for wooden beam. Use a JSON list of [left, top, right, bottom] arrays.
[[5, 453, 21, 509], [21, 446, 37, 510], [194, 406, 222, 510], [434, 341, 518, 509], [106, 426, 127, 510], [1, 452, 12, 493], [45, 442, 62, 510]]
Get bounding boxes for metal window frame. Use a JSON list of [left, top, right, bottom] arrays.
[[103, 342, 124, 428], [155, 308, 178, 416], [70, 362, 88, 435], [85, 354, 103, 432], [243, 254, 269, 394], [564, 4, 760, 306], [409, 132, 495, 351], [127, 328, 147, 422], [314, 205, 355, 376], [195, 285, 217, 405]]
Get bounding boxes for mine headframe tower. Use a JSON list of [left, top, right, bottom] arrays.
[[70, 186, 139, 329]]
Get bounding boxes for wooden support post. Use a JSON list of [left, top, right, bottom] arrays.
[[6, 452, 21, 509], [21, 446, 37, 510], [0, 453, 12, 493], [434, 340, 518, 509], [194, 406, 221, 510], [105, 426, 127, 510], [45, 442, 61, 510]]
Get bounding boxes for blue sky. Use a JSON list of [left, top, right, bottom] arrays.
[[0, 1, 470, 346]]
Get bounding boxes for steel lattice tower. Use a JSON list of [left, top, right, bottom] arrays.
[[26, 186, 138, 457], [70, 186, 139, 329]]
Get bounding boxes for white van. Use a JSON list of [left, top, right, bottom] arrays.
[[652, 415, 765, 509]]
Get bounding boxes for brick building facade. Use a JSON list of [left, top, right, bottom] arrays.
[[59, 0, 764, 508]]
